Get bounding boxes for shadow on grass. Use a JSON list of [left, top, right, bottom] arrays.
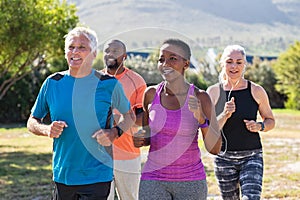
[[0, 151, 53, 200]]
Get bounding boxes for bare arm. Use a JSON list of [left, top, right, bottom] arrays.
[[206, 84, 235, 130], [27, 114, 68, 138], [244, 83, 275, 132], [189, 89, 222, 155], [132, 86, 156, 147], [93, 108, 136, 146]]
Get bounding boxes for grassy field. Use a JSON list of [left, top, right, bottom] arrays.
[[200, 109, 300, 199], [0, 109, 299, 200]]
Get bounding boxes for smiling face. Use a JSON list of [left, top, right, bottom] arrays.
[[223, 50, 246, 81], [103, 40, 126, 70], [157, 43, 189, 82], [65, 34, 96, 75]]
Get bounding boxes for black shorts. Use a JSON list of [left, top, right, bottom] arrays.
[[52, 181, 111, 200]]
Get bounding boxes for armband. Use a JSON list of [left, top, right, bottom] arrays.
[[198, 118, 210, 128]]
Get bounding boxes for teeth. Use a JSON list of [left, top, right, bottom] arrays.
[[163, 69, 173, 74], [72, 57, 80, 61], [162, 67, 173, 74]]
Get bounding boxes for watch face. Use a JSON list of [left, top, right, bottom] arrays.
[[259, 122, 264, 131], [116, 126, 123, 137]]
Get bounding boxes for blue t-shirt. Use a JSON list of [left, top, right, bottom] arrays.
[[31, 69, 130, 185]]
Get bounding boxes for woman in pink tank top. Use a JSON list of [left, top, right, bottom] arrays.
[[133, 39, 222, 200]]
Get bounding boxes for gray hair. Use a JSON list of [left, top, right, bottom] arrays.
[[218, 45, 247, 84], [64, 26, 98, 54]]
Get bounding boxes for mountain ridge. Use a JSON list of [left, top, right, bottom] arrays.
[[67, 0, 300, 55]]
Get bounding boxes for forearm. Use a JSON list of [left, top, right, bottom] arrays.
[[260, 117, 275, 132], [202, 120, 222, 155], [27, 116, 50, 137], [116, 109, 136, 134], [217, 112, 229, 130]]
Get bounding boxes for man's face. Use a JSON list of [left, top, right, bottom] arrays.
[[103, 41, 126, 69], [65, 35, 95, 70]]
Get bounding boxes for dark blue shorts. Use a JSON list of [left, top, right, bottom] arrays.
[[52, 181, 111, 200], [214, 149, 263, 200]]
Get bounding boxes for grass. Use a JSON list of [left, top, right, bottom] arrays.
[[200, 109, 300, 199], [1, 109, 300, 199], [0, 128, 53, 200]]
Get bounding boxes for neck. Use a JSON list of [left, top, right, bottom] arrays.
[[69, 68, 93, 78], [228, 77, 242, 87], [163, 80, 189, 96], [106, 64, 125, 76]]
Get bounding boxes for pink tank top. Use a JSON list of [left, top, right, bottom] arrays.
[[141, 82, 206, 181]]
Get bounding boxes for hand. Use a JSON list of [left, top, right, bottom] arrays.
[[188, 95, 205, 123], [132, 129, 147, 148], [223, 97, 235, 119], [92, 128, 117, 146], [244, 120, 261, 132], [48, 121, 68, 138]]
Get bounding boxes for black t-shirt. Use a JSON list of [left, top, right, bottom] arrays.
[[215, 81, 262, 151]]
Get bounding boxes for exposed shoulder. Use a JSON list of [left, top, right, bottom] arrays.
[[144, 84, 159, 104], [206, 83, 220, 95], [250, 81, 266, 95], [250, 81, 268, 104], [206, 83, 220, 105], [145, 84, 158, 96], [193, 86, 212, 103]]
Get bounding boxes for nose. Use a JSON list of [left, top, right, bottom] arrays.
[[72, 47, 80, 53], [230, 62, 239, 67], [162, 58, 171, 66]]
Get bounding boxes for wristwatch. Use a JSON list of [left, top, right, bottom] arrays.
[[114, 126, 124, 137], [198, 118, 210, 128], [258, 122, 265, 131]]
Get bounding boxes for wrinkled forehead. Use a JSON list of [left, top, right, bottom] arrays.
[[160, 44, 186, 59]]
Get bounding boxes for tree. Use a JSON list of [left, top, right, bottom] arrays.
[[0, 0, 79, 100], [245, 57, 285, 108], [273, 41, 300, 110]]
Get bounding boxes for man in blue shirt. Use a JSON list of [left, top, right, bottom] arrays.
[[27, 27, 135, 200]]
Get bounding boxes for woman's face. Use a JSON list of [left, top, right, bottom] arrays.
[[157, 44, 189, 81], [223, 50, 246, 80], [65, 34, 95, 71]]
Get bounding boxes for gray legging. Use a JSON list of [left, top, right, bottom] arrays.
[[139, 179, 207, 200], [214, 149, 264, 200]]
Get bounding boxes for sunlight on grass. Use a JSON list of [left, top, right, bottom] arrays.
[[0, 109, 299, 199]]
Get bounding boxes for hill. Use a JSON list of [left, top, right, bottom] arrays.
[[67, 0, 300, 56]]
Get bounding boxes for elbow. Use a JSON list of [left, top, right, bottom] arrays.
[[209, 146, 221, 155], [27, 117, 34, 133], [207, 138, 222, 155]]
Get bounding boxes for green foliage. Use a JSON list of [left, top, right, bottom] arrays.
[[0, 0, 79, 122], [185, 70, 207, 90], [245, 57, 285, 108], [273, 41, 300, 110], [126, 52, 163, 86], [0, 0, 79, 100], [93, 52, 105, 70]]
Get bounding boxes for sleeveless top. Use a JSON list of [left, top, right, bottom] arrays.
[[141, 82, 206, 181], [215, 80, 262, 151]]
